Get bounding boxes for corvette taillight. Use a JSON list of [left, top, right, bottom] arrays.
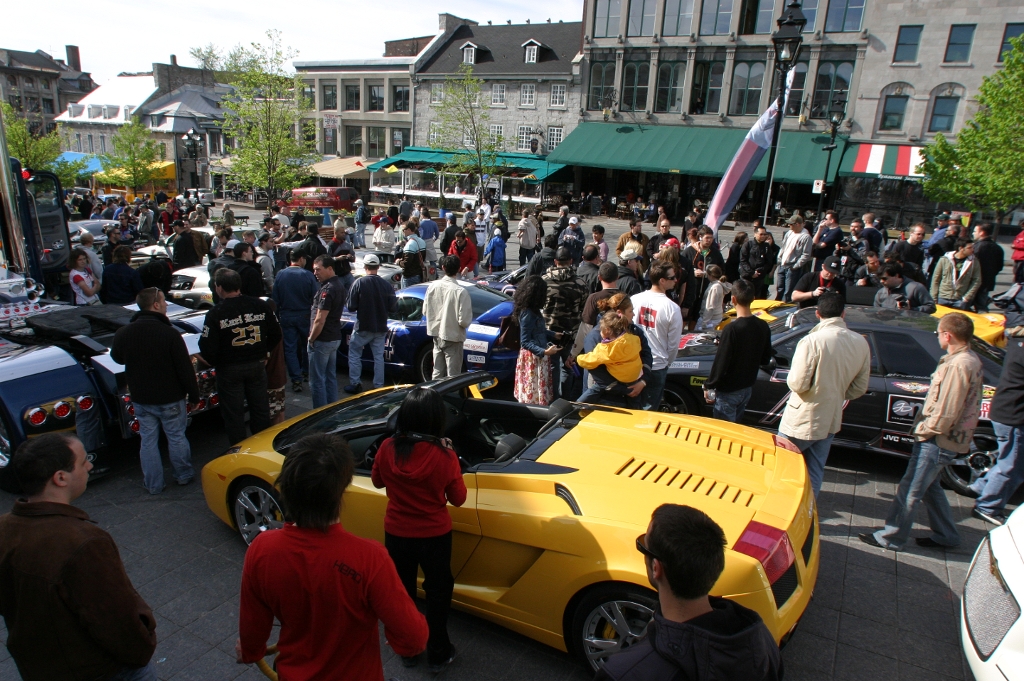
[[129, 419, 140, 433], [209, 393, 219, 406], [27, 408, 47, 426], [734, 521, 795, 585], [77, 395, 95, 411], [53, 401, 72, 419], [773, 434, 801, 454]]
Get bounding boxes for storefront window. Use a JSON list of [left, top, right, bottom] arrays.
[[655, 63, 685, 112], [589, 63, 616, 110], [391, 128, 410, 156], [346, 127, 362, 156], [691, 61, 725, 114], [621, 62, 650, 111], [729, 61, 765, 115], [367, 127, 386, 158]]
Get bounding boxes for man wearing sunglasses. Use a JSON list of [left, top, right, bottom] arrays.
[[597, 504, 782, 680], [873, 262, 936, 313]]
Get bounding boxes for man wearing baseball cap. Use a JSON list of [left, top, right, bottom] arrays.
[[616, 249, 644, 296], [791, 255, 846, 309], [344, 254, 397, 394], [557, 216, 586, 265]]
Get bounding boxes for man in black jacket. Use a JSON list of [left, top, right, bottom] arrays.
[[577, 244, 603, 294], [971, 223, 1004, 312], [293, 223, 328, 272], [199, 269, 282, 444], [738, 225, 777, 299], [927, 222, 960, 282], [597, 504, 782, 681], [171, 219, 204, 270], [527, 234, 559, 277], [111, 288, 200, 493], [227, 242, 267, 297], [646, 218, 675, 262]]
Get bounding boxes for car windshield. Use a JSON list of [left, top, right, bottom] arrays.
[[272, 389, 408, 451], [466, 285, 511, 317]]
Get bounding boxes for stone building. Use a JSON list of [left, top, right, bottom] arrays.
[[551, 0, 1024, 228], [0, 46, 95, 134]]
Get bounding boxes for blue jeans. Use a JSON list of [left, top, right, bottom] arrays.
[[308, 339, 342, 408], [133, 399, 192, 494], [873, 438, 960, 550], [107, 662, 157, 681], [348, 330, 387, 388], [973, 421, 1024, 516], [775, 266, 806, 302], [713, 386, 753, 423], [642, 368, 669, 411], [354, 223, 368, 248], [780, 432, 835, 498], [402, 275, 422, 288], [280, 312, 310, 382]]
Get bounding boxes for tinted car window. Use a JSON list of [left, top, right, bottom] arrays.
[[390, 296, 423, 322], [874, 331, 936, 377], [466, 285, 511, 318], [772, 331, 807, 366], [273, 389, 408, 451]]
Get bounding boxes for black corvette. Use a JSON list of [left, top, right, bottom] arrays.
[[662, 306, 1005, 496]]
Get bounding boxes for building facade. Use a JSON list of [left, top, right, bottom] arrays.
[[0, 46, 95, 134], [412, 18, 584, 157], [564, 0, 1024, 228]]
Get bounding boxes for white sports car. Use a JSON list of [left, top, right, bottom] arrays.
[[962, 504, 1024, 680]]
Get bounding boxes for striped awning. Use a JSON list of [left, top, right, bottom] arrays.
[[840, 143, 925, 180]]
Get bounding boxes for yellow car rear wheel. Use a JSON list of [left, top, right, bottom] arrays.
[[232, 477, 284, 545], [570, 583, 658, 672]]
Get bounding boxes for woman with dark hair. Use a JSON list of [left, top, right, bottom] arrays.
[[69, 248, 101, 305], [371, 388, 466, 673], [725, 231, 748, 283], [513, 275, 561, 405], [100, 245, 143, 304], [239, 433, 428, 680]]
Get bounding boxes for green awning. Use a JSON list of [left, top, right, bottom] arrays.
[[366, 147, 560, 176], [546, 123, 845, 184]]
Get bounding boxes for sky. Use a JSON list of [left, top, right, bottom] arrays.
[[7, 0, 586, 84]]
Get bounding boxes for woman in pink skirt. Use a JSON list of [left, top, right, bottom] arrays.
[[512, 276, 562, 405]]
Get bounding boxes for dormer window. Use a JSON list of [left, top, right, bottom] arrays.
[[463, 46, 476, 64], [525, 45, 538, 63]]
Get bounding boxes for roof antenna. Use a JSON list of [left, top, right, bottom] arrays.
[[547, 18, 551, 23], [507, 19, 511, 25], [526, 18, 531, 24]]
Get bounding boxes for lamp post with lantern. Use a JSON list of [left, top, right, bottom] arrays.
[[815, 94, 848, 224], [762, 1, 807, 225], [181, 127, 204, 192]]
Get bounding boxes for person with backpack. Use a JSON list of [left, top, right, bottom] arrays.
[[482, 229, 507, 274]]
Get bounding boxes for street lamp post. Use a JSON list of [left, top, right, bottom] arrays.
[[181, 128, 204, 190], [815, 95, 848, 224], [762, 1, 807, 225]]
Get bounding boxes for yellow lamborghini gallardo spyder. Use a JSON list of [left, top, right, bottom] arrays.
[[201, 372, 818, 670]]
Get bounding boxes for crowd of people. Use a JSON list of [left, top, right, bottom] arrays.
[[3, 193, 1023, 681]]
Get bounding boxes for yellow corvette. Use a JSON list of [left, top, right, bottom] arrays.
[[719, 300, 1008, 346], [201, 373, 818, 670]]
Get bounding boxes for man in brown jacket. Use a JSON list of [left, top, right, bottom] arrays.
[[0, 433, 157, 680], [861, 312, 983, 551]]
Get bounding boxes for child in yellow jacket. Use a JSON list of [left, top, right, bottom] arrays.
[[575, 295, 646, 406]]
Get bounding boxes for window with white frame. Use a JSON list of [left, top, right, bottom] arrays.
[[520, 83, 536, 106], [463, 129, 476, 149], [492, 84, 506, 105], [463, 46, 476, 64], [517, 125, 532, 151], [547, 126, 563, 149], [99, 135, 106, 153], [525, 45, 538, 63], [429, 121, 441, 144], [550, 84, 566, 107], [489, 124, 504, 144], [431, 84, 443, 104]]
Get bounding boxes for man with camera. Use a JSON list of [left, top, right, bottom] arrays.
[[791, 256, 846, 309], [874, 262, 936, 313]]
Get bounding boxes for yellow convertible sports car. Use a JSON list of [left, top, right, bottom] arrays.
[[201, 373, 818, 670]]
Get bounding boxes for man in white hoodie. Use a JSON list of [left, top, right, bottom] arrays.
[[774, 215, 812, 302], [632, 260, 684, 411]]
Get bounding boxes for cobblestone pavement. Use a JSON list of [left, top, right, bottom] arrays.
[[2, 380, 1013, 680]]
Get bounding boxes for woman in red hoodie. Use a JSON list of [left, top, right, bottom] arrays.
[[371, 387, 467, 672]]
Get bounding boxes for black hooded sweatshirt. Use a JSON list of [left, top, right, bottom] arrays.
[[595, 598, 783, 681]]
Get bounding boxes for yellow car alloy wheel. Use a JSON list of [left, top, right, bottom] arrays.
[[573, 585, 657, 670], [233, 479, 284, 544]]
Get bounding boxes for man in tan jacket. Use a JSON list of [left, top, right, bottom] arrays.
[[777, 293, 871, 497], [423, 255, 473, 379], [862, 312, 983, 551]]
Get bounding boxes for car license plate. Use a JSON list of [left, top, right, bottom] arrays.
[[467, 354, 486, 364]]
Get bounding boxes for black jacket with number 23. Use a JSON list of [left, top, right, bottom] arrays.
[[199, 295, 282, 368]]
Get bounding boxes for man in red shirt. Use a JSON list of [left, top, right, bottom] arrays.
[[236, 433, 428, 680]]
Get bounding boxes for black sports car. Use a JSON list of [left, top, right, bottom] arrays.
[[662, 306, 1005, 496]]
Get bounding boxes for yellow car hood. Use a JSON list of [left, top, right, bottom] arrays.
[[535, 409, 804, 542]]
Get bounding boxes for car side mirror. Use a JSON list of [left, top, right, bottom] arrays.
[[761, 356, 778, 373]]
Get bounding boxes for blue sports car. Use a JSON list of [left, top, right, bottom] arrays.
[[339, 280, 518, 383]]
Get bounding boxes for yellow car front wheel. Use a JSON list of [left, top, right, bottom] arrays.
[[232, 478, 284, 545], [571, 584, 658, 672]]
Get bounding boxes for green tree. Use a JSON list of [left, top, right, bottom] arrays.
[[1, 102, 88, 185], [920, 35, 1024, 223], [189, 43, 223, 70], [219, 30, 317, 200], [429, 64, 505, 203], [99, 119, 161, 193]]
